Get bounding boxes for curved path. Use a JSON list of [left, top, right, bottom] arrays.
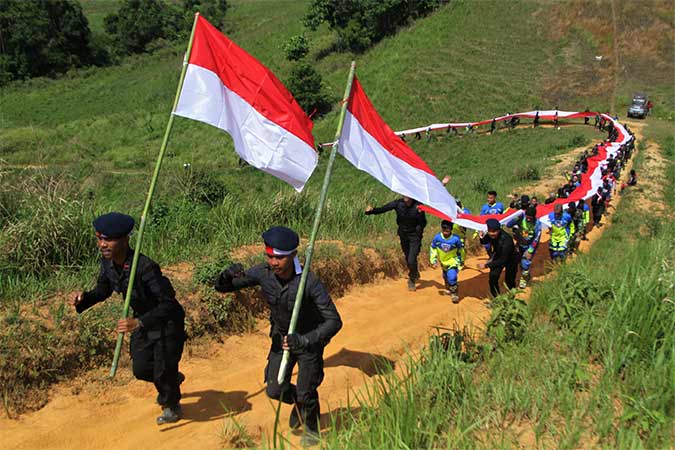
[[0, 122, 651, 450]]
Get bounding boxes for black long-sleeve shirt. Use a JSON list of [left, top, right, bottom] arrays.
[[366, 198, 426, 235], [215, 263, 342, 350], [480, 231, 518, 269], [77, 250, 185, 331]]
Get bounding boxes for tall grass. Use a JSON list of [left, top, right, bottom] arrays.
[[318, 120, 675, 447]]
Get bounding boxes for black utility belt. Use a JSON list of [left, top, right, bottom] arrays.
[[141, 320, 181, 340]]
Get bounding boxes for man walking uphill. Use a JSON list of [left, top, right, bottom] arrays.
[[479, 218, 519, 297], [214, 226, 342, 447], [70, 212, 186, 425], [365, 196, 426, 291]]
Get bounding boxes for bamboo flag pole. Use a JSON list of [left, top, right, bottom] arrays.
[[109, 13, 201, 378], [277, 61, 356, 385]]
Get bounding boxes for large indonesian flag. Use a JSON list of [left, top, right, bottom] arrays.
[[338, 77, 458, 219], [174, 16, 318, 192]]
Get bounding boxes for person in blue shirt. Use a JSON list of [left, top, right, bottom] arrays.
[[480, 191, 504, 254], [430, 220, 465, 303], [547, 204, 573, 263], [480, 190, 505, 215], [507, 205, 542, 288]]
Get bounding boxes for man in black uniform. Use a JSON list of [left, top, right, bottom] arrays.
[[214, 226, 342, 446], [479, 218, 519, 297], [70, 212, 186, 425], [365, 196, 426, 291]]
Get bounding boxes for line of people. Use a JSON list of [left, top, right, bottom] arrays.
[[365, 124, 636, 303], [67, 121, 636, 447]]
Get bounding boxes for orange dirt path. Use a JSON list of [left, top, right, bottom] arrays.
[[0, 123, 647, 450], [0, 229, 573, 450]]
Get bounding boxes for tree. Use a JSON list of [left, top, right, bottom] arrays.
[[0, 0, 96, 84], [304, 0, 440, 53], [182, 0, 228, 30], [282, 35, 309, 61], [104, 0, 183, 55], [286, 61, 332, 118]]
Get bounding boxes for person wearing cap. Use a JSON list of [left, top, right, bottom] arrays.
[[365, 196, 426, 291], [70, 212, 186, 425], [478, 218, 519, 297], [507, 205, 542, 289], [214, 226, 342, 446], [430, 220, 465, 303], [547, 203, 573, 263], [479, 191, 504, 255]]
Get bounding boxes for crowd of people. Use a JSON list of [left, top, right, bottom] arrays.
[[66, 116, 636, 446], [366, 120, 637, 303]]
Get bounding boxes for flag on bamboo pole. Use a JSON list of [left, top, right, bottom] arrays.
[[338, 76, 458, 219], [174, 16, 318, 192]]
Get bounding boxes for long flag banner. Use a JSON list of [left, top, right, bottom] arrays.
[[174, 16, 318, 192], [338, 76, 459, 220], [411, 112, 630, 230]]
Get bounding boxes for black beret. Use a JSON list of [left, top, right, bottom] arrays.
[[486, 218, 501, 231], [262, 226, 299, 254], [93, 212, 135, 238]]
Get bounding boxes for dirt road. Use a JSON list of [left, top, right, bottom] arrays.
[[0, 123, 650, 450]]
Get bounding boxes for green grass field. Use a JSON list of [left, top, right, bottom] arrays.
[[0, 0, 673, 438]]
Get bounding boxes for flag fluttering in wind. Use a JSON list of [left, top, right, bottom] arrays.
[[174, 16, 318, 191], [338, 76, 458, 219]]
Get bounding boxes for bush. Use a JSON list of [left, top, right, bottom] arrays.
[[285, 61, 333, 118], [486, 292, 531, 345], [176, 167, 228, 206], [0, 174, 96, 278], [0, 0, 100, 84], [304, 0, 441, 53], [282, 35, 310, 61], [514, 164, 540, 181], [182, 0, 229, 30], [104, 0, 184, 56], [192, 254, 233, 286]]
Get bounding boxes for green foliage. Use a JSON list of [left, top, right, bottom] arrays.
[[545, 268, 612, 330], [285, 61, 333, 117], [282, 34, 310, 61], [192, 254, 233, 286], [0, 173, 97, 278], [513, 164, 540, 181], [182, 0, 228, 30], [304, 0, 440, 53], [0, 301, 119, 415], [0, 0, 100, 84], [104, 0, 185, 56], [176, 167, 229, 206], [486, 292, 531, 345]]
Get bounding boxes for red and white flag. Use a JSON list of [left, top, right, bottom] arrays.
[[338, 76, 458, 219], [174, 16, 318, 192]]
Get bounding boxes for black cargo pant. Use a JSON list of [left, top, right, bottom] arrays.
[[398, 231, 422, 281], [265, 345, 324, 433], [488, 259, 518, 297], [592, 206, 604, 226], [130, 325, 185, 407]]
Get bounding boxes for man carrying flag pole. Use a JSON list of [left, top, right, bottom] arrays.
[[99, 12, 321, 389]]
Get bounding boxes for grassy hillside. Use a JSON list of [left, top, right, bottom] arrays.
[[0, 0, 673, 417], [321, 122, 675, 449], [0, 0, 600, 279]]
